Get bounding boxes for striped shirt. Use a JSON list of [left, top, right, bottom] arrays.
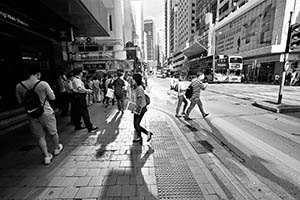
[[135, 85, 146, 108], [190, 78, 206, 99]]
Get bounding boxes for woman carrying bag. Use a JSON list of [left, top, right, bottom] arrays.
[[132, 73, 153, 144]]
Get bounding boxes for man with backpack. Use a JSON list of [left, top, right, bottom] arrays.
[[16, 65, 63, 165], [113, 70, 125, 112]]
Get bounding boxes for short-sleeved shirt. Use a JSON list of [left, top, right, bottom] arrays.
[[72, 76, 86, 93], [177, 81, 186, 96], [135, 85, 146, 108], [190, 78, 206, 99], [16, 80, 55, 115]]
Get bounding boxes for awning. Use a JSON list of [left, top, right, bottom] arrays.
[[182, 41, 207, 58], [40, 0, 109, 37]]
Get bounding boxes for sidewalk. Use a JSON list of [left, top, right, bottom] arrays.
[[0, 103, 230, 200]]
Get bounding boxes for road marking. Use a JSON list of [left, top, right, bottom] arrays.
[[264, 114, 300, 129], [211, 118, 300, 175], [240, 116, 300, 145]]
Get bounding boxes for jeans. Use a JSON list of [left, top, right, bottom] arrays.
[[133, 106, 148, 138], [176, 95, 188, 115], [116, 95, 125, 111], [186, 97, 206, 117]]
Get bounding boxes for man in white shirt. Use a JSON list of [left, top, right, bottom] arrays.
[[175, 75, 188, 117], [72, 68, 98, 132]]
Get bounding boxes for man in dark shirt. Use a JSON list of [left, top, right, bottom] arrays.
[[113, 71, 125, 112]]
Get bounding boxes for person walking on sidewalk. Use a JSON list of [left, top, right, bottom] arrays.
[[72, 68, 98, 132], [16, 65, 63, 165], [113, 70, 125, 112], [175, 74, 188, 118], [132, 73, 153, 143], [184, 72, 209, 120]]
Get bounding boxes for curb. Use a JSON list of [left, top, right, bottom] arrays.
[[252, 101, 300, 113], [150, 106, 229, 200]]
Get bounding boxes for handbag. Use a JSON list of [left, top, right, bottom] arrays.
[[106, 88, 114, 98]]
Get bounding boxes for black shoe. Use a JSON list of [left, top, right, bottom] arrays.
[[133, 137, 142, 143], [75, 126, 85, 130], [88, 126, 98, 132], [147, 132, 153, 142], [175, 114, 181, 118]]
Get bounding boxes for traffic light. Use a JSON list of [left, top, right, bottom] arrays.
[[290, 23, 300, 50]]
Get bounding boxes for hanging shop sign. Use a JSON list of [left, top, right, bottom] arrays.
[[0, 9, 29, 27]]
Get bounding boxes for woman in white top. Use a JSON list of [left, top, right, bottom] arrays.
[[175, 75, 188, 117], [132, 73, 153, 143]]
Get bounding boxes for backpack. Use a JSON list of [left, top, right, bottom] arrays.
[[20, 81, 46, 118], [185, 84, 193, 99], [107, 79, 114, 89], [145, 94, 150, 106]]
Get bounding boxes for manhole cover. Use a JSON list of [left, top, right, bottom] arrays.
[[92, 150, 115, 161], [185, 124, 198, 132], [190, 140, 213, 154], [18, 145, 37, 151]]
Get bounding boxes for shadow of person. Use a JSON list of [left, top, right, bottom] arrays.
[[93, 110, 124, 158], [202, 118, 300, 198], [97, 143, 158, 199]]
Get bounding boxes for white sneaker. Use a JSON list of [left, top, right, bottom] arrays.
[[44, 153, 53, 165], [54, 144, 63, 156]]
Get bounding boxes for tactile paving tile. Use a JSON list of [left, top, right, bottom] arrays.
[[151, 121, 204, 199]]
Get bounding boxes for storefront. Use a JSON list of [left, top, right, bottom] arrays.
[[0, 0, 109, 131]]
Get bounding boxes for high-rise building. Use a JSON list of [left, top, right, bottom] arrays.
[[175, 0, 196, 51], [144, 19, 156, 61], [217, 0, 248, 22]]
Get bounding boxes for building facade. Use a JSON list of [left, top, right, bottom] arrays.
[[144, 19, 156, 61], [72, 0, 144, 74], [214, 0, 300, 82], [0, 0, 109, 130]]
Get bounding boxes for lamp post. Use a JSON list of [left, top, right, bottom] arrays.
[[277, 11, 293, 104]]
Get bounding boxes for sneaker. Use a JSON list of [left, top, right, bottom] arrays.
[[133, 137, 142, 143], [44, 153, 53, 165], [88, 126, 98, 132], [147, 132, 153, 142], [184, 116, 192, 120], [54, 144, 63, 156], [203, 113, 209, 118]]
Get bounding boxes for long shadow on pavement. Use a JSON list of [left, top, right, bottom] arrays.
[[184, 117, 300, 199], [97, 143, 157, 199]]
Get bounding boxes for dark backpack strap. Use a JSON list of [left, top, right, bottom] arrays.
[[32, 81, 42, 90], [20, 82, 29, 90]]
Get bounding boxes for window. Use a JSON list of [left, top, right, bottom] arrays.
[[219, 2, 229, 15], [109, 15, 113, 31]]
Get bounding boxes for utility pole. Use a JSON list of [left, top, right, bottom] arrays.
[[277, 11, 293, 104]]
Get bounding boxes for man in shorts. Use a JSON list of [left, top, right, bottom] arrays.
[[16, 65, 63, 165]]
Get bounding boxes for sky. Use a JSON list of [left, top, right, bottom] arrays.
[[143, 0, 164, 30]]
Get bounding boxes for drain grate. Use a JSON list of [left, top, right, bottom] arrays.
[[151, 121, 204, 199], [92, 150, 115, 161], [82, 136, 99, 146]]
